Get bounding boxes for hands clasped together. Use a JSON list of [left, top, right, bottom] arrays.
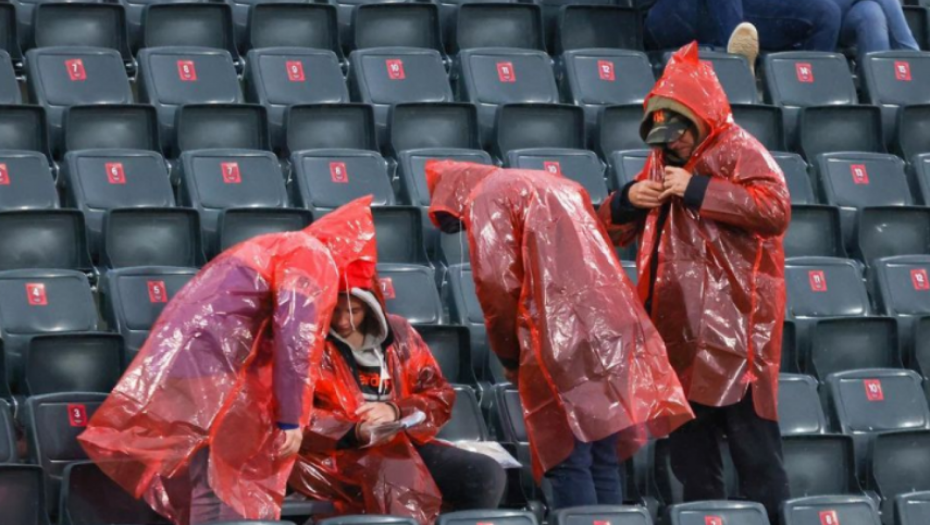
[[628, 167, 693, 209]]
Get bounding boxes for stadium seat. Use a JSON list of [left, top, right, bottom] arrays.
[[913, 317, 930, 394], [869, 430, 930, 520], [621, 260, 637, 283], [102, 208, 205, 269], [25, 47, 132, 153], [173, 104, 270, 159], [870, 255, 930, 366], [246, 3, 343, 64], [215, 208, 313, 257], [0, 465, 50, 525], [318, 517, 414, 525], [244, 47, 348, 148], [0, 269, 98, 390], [551, 506, 653, 525], [0, 4, 22, 66], [560, 49, 653, 136], [489, 383, 539, 503], [100, 266, 197, 357], [24, 392, 108, 517], [437, 231, 471, 270], [24, 332, 123, 396], [813, 152, 912, 253], [372, 207, 429, 265], [0, 210, 92, 271], [772, 152, 815, 204], [731, 104, 787, 152], [352, 3, 444, 54], [348, 47, 452, 146], [284, 103, 377, 157], [455, 48, 558, 147], [376, 263, 443, 325], [32, 3, 132, 66], [782, 433, 861, 498], [0, 50, 19, 104], [857, 207, 930, 264], [826, 369, 930, 478], [595, 104, 647, 160], [778, 374, 827, 435], [786, 257, 871, 319], [862, 51, 930, 146], [895, 104, 930, 163], [904, 6, 930, 51], [799, 106, 886, 160], [763, 51, 858, 148], [137, 47, 242, 152], [59, 461, 168, 525], [446, 264, 492, 382], [438, 510, 536, 525], [0, 398, 15, 462], [808, 317, 901, 380], [0, 104, 52, 160], [782, 496, 880, 525], [784, 206, 847, 258], [607, 148, 649, 191], [452, 3, 545, 53], [554, 5, 643, 55], [61, 149, 173, 258], [61, 104, 162, 160], [436, 385, 489, 442], [782, 319, 799, 372], [290, 149, 394, 215], [176, 148, 287, 254], [414, 324, 474, 385], [506, 148, 607, 205], [0, 151, 58, 210], [142, 3, 239, 63], [913, 153, 930, 205], [666, 501, 768, 525], [664, 50, 757, 105], [895, 490, 930, 525]]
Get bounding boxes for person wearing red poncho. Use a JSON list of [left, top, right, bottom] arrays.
[[425, 159, 694, 509], [78, 197, 378, 525], [597, 42, 791, 520]]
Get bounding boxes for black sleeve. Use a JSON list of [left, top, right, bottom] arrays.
[[683, 174, 711, 209]]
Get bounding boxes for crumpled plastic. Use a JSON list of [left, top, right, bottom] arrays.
[[596, 42, 791, 421], [425, 159, 695, 481], [288, 316, 454, 525], [78, 197, 378, 525]]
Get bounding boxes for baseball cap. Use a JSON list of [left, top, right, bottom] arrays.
[[644, 110, 692, 145]]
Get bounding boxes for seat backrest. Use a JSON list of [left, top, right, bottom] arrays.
[[372, 207, 428, 264], [142, 3, 239, 61], [493, 384, 527, 443], [784, 205, 846, 259], [436, 385, 488, 441], [413, 324, 472, 385], [731, 104, 786, 151], [0, 399, 15, 462], [914, 153, 930, 205], [815, 152, 911, 209], [778, 374, 827, 435], [903, 6, 930, 50], [438, 510, 536, 525], [447, 264, 490, 381], [857, 207, 930, 264], [555, 5, 642, 54], [61, 104, 161, 161], [607, 148, 648, 191], [863, 51, 930, 108], [453, 3, 544, 52], [595, 104, 646, 158], [376, 263, 442, 325], [764, 52, 857, 108], [60, 461, 169, 525], [0, 269, 97, 339], [33, 3, 131, 63], [175, 104, 270, 157], [102, 208, 205, 269], [551, 506, 652, 525], [396, 148, 491, 207], [561, 49, 653, 112], [782, 495, 879, 525], [0, 5, 22, 65], [0, 50, 19, 104], [101, 266, 198, 356], [0, 105, 51, 160], [682, 51, 756, 104], [349, 47, 451, 106], [0, 465, 48, 525], [318, 517, 415, 525], [352, 3, 443, 53], [0, 210, 91, 271], [0, 151, 58, 210], [782, 434, 859, 497], [896, 490, 930, 525], [25, 332, 124, 396], [871, 430, 930, 513], [784, 257, 869, 318], [215, 208, 313, 258], [810, 317, 901, 380], [799, 106, 885, 160], [666, 501, 769, 525], [827, 369, 930, 443], [897, 104, 930, 162], [871, 255, 930, 317], [388, 102, 481, 157], [506, 148, 606, 205], [771, 152, 814, 204], [285, 103, 378, 156], [494, 103, 585, 158], [247, 3, 342, 60], [290, 149, 393, 213]]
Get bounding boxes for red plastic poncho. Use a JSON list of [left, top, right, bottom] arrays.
[[425, 160, 694, 480], [289, 313, 454, 525], [78, 197, 378, 524], [597, 42, 791, 421]]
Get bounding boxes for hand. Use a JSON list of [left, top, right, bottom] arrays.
[[356, 402, 398, 425], [278, 428, 303, 457], [659, 167, 692, 200], [358, 420, 401, 445], [628, 180, 666, 209]]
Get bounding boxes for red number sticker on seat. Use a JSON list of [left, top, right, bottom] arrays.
[[148, 280, 168, 303], [221, 162, 241, 184], [497, 62, 516, 83], [386, 59, 406, 80], [912, 268, 929, 291], [598, 60, 615, 81], [330, 162, 348, 183], [286, 60, 305, 82], [66, 59, 87, 81], [705, 517, 723, 525], [895, 61, 912, 81], [819, 510, 839, 525], [543, 161, 561, 175], [850, 164, 869, 185], [796, 62, 814, 83], [379, 277, 396, 299], [864, 379, 884, 401], [809, 270, 827, 292], [177, 60, 197, 81], [0, 163, 9, 186], [68, 404, 88, 427], [26, 283, 47, 306], [106, 162, 126, 185]]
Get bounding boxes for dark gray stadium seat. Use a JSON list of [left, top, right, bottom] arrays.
[[0, 50, 19, 104], [782, 495, 880, 525], [869, 430, 930, 521], [372, 207, 428, 265], [782, 319, 799, 373], [786, 257, 870, 319], [561, 49, 653, 136], [0, 104, 52, 160], [102, 208, 205, 269], [506, 148, 607, 205], [784, 206, 847, 258], [551, 506, 652, 525], [101, 266, 198, 357], [455, 48, 558, 147], [414, 324, 474, 385], [452, 3, 544, 53], [783, 433, 861, 498], [895, 490, 930, 525], [896, 104, 930, 162], [778, 374, 827, 435], [437, 231, 471, 270], [731, 104, 786, 152], [862, 51, 930, 147], [607, 149, 649, 191], [870, 255, 930, 365], [59, 461, 169, 525], [0, 210, 91, 271], [318, 516, 415, 525], [0, 398, 15, 462], [290, 149, 394, 216], [436, 384, 489, 442], [913, 153, 930, 205], [62, 104, 162, 160], [24, 332, 123, 396], [0, 4, 22, 66], [246, 3, 343, 63], [904, 7, 930, 51], [439, 510, 536, 525], [24, 392, 108, 518], [0, 151, 58, 210], [137, 47, 242, 152], [554, 5, 643, 55], [62, 149, 173, 258], [809, 317, 901, 380], [142, 3, 239, 63], [216, 209, 313, 257], [857, 207, 930, 264], [396, 147, 491, 206], [799, 106, 886, 160], [352, 3, 443, 54], [174, 104, 270, 159], [666, 501, 768, 525], [447, 264, 491, 383], [0, 465, 50, 525], [595, 104, 647, 160], [490, 383, 538, 503], [664, 50, 757, 104], [772, 152, 815, 204], [284, 103, 377, 157], [244, 48, 348, 149], [376, 263, 442, 325], [33, 3, 132, 64]]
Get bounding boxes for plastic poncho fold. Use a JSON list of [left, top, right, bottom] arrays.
[[597, 42, 791, 420], [78, 197, 378, 525], [289, 312, 454, 525], [426, 160, 694, 480]]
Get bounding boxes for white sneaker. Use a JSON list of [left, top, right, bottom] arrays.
[[727, 22, 759, 76]]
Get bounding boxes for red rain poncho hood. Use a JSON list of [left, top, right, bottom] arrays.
[[426, 160, 694, 480], [79, 197, 377, 524], [599, 42, 791, 420]]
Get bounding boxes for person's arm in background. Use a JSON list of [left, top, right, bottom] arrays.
[[391, 321, 455, 444]]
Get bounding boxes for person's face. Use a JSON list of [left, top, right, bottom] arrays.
[[666, 128, 697, 161], [331, 295, 368, 338]]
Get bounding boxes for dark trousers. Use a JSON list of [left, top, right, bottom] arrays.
[[189, 448, 245, 525], [543, 434, 623, 510], [669, 392, 790, 522], [417, 443, 507, 510]]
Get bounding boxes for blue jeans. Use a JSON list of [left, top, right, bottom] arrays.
[[834, 0, 920, 62], [646, 0, 841, 52], [544, 434, 623, 510]]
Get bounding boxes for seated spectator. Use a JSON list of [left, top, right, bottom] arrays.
[[832, 0, 920, 64], [289, 287, 506, 525]]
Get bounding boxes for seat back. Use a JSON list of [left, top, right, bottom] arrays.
[[778, 374, 827, 435], [871, 430, 930, 518], [857, 208, 930, 264], [33, 3, 131, 63], [289, 149, 393, 214], [0, 105, 51, 160], [551, 506, 651, 525], [595, 104, 646, 158], [25, 333, 123, 395], [492, 384, 527, 443], [438, 510, 536, 525], [413, 324, 472, 385], [862, 51, 930, 145], [666, 501, 768, 525], [675, 51, 756, 104], [396, 148, 491, 207], [506, 148, 607, 205], [809, 318, 901, 379], [0, 465, 49, 525], [816, 153, 911, 209], [247, 3, 342, 61], [62, 104, 161, 159], [436, 385, 488, 441], [447, 264, 490, 381], [871, 255, 930, 317], [102, 208, 205, 269], [216, 208, 313, 257], [388, 102, 481, 157], [352, 3, 443, 53], [555, 5, 642, 54], [897, 104, 930, 162], [0, 151, 58, 210], [0, 210, 91, 271], [285, 103, 377, 156], [785, 257, 869, 318], [561, 49, 652, 135], [142, 3, 239, 61], [175, 104, 270, 158], [372, 207, 428, 265], [607, 148, 648, 191], [0, 50, 20, 104], [771, 152, 814, 204], [782, 495, 879, 525], [784, 205, 846, 258], [0, 399, 16, 462], [799, 106, 885, 160], [319, 517, 416, 525], [376, 263, 442, 325], [453, 3, 544, 52], [782, 434, 860, 498], [494, 103, 585, 158], [731, 104, 786, 151], [896, 490, 930, 525], [60, 461, 169, 525], [0, 5, 22, 65]]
